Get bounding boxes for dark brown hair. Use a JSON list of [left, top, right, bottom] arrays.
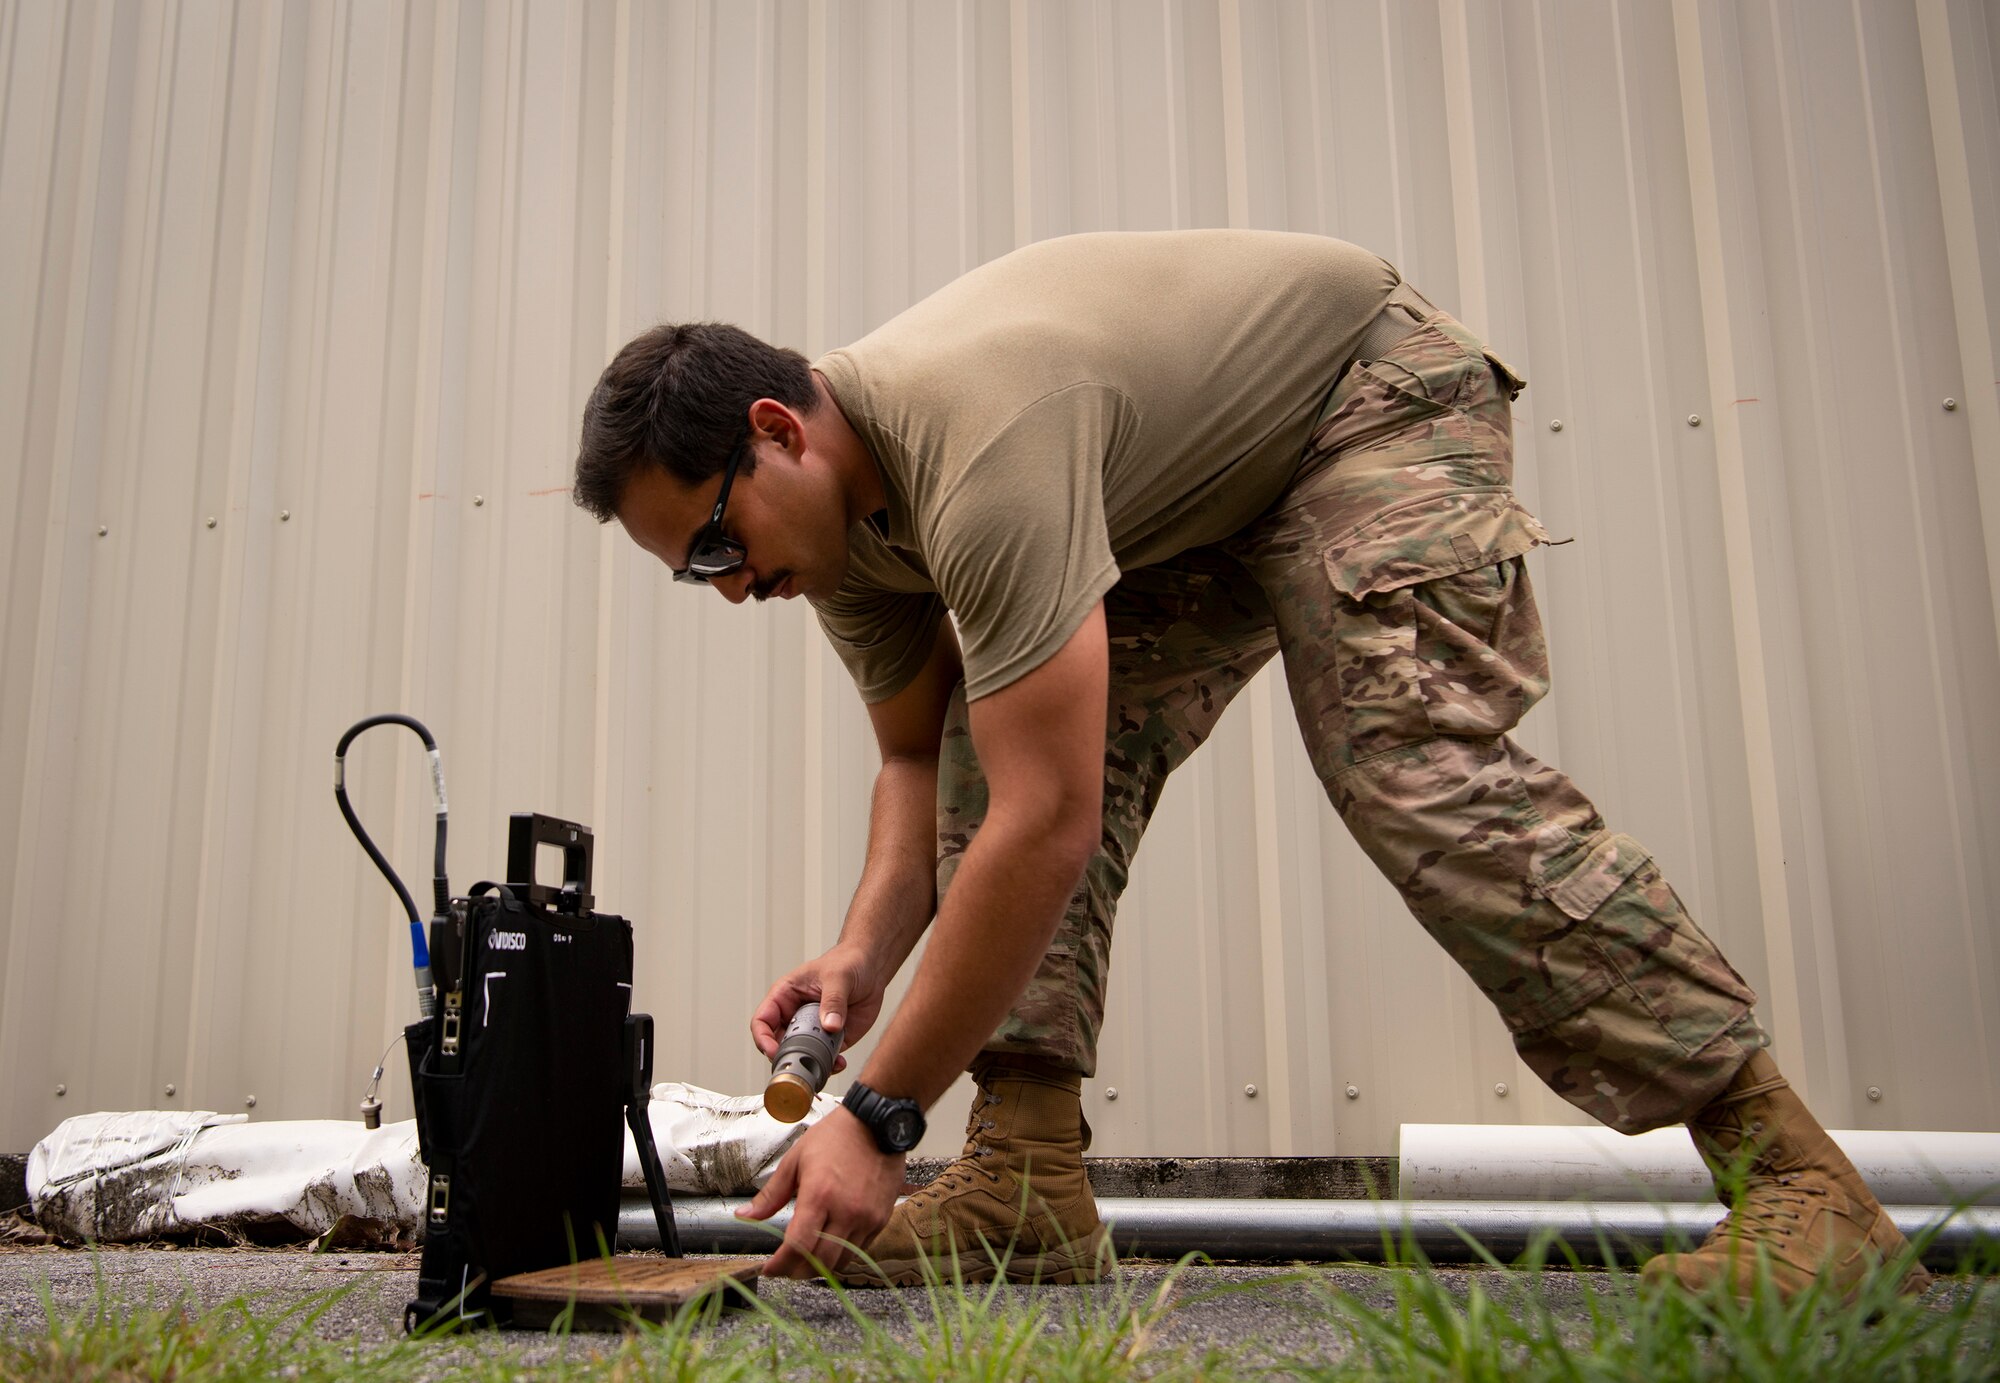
[[572, 322, 815, 522]]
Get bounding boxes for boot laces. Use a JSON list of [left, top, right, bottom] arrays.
[[1703, 1171, 1826, 1250], [912, 1088, 1005, 1202]]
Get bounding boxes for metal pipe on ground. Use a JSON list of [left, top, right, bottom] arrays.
[[619, 1197, 2000, 1271], [1399, 1125, 2000, 1206]]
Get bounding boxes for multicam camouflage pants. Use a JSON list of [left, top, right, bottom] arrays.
[[937, 309, 1769, 1134]]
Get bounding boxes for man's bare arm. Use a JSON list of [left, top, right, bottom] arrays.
[[742, 604, 1107, 1275], [750, 622, 963, 1058], [855, 603, 1108, 1107]]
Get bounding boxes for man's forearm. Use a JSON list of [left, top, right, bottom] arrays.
[[856, 806, 1091, 1108], [834, 754, 941, 978]]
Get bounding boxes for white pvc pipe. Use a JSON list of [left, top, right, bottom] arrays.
[[1399, 1124, 2000, 1206]]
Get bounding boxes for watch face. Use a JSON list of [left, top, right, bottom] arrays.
[[884, 1108, 923, 1150]]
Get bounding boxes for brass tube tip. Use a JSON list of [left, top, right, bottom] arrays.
[[764, 1071, 815, 1123]]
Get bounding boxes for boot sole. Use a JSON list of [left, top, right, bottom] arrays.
[[839, 1224, 1108, 1289], [1640, 1252, 1936, 1307]]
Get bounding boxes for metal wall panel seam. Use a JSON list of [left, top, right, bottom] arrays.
[[93, 0, 179, 1111], [1008, 0, 1032, 246], [1605, 1, 1710, 949], [1245, 679, 1296, 1155], [0, 0, 19, 121], [754, 0, 777, 356], [160, 0, 249, 1114], [186, 0, 281, 1115], [1437, 0, 1488, 337], [951, 0, 979, 272], [798, 0, 836, 967], [1518, 0, 1582, 586], [689, 0, 713, 309], [747, 0, 780, 1057], [0, 1, 61, 480], [1297, 1, 1330, 235], [1377, 0, 1408, 262], [1159, 0, 1189, 231], [282, 0, 344, 1110], [1849, 0, 1985, 1091], [1215, 0, 1290, 1153], [372, 0, 457, 1121], [297, 0, 384, 1113], [1913, 0, 2000, 1103], [590, 0, 633, 891], [1438, 0, 1542, 1125], [805, 0, 830, 353], [0, 0, 116, 1142], [1085, 0, 1115, 232], [1916, 0, 2000, 693], [0, 0, 68, 1072], [1763, 2, 1889, 1109], [1217, 0, 1249, 230], [349, 0, 428, 1116], [269, 0, 342, 1114], [1669, 0, 1819, 1093]]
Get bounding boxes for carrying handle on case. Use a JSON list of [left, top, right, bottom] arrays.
[[506, 813, 594, 913]]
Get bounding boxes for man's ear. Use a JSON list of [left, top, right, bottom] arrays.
[[748, 397, 805, 458]]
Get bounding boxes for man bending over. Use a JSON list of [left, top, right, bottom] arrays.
[[574, 230, 1925, 1303]]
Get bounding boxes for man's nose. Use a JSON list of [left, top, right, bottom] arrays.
[[714, 569, 753, 605]]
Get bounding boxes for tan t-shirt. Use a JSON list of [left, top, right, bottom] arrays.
[[811, 230, 1401, 703]]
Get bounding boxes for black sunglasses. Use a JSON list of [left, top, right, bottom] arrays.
[[672, 432, 750, 584]]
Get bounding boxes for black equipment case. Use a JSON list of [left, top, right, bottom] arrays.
[[404, 813, 678, 1330]]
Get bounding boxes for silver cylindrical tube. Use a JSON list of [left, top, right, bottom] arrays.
[[617, 1195, 1999, 1271], [764, 1002, 839, 1123]]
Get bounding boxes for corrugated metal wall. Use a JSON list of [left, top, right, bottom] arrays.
[[4, 0, 1998, 1159]]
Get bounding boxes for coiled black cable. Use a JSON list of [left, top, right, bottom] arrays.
[[334, 714, 450, 1018]]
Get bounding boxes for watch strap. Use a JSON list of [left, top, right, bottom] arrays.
[[842, 1081, 924, 1154]]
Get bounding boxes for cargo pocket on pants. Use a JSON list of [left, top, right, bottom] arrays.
[[992, 942, 1083, 1068], [1324, 490, 1552, 761], [1531, 831, 1749, 1056]]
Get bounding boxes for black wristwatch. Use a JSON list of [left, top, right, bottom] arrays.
[[842, 1082, 926, 1154]]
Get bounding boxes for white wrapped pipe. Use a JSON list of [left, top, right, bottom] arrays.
[[1399, 1124, 2000, 1206]]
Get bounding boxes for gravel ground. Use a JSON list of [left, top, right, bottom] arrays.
[[0, 1240, 1618, 1371]]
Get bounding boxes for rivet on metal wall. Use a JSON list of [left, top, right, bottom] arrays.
[[473, 495, 485, 507], [1494, 1082, 1509, 1097], [1345, 1084, 1360, 1100], [96, 526, 107, 537], [1104, 1087, 1118, 1101], [279, 510, 291, 522], [1244, 1084, 1258, 1098], [165, 1083, 177, 1096], [1867, 1086, 1883, 1101], [1943, 398, 1958, 411], [55, 1084, 66, 1096], [1548, 420, 1564, 432], [245, 1095, 257, 1108], [205, 517, 216, 529], [1687, 414, 1702, 427]]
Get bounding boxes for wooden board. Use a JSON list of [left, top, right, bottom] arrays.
[[491, 1256, 765, 1330]]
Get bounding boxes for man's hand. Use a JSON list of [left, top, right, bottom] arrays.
[[736, 1106, 904, 1276], [751, 942, 886, 1072]]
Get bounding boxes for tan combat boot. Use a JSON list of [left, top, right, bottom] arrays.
[[1641, 1050, 1932, 1304], [842, 1054, 1107, 1287]]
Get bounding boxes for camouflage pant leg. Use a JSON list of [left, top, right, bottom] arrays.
[[1224, 310, 1768, 1133], [937, 550, 1278, 1077]]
